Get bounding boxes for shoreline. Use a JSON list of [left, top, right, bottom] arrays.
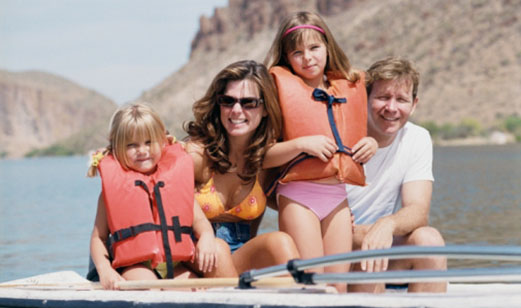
[[0, 136, 519, 160], [434, 131, 517, 147]]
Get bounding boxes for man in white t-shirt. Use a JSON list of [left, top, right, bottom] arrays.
[[347, 58, 447, 293]]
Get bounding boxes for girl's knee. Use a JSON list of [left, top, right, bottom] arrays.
[[266, 231, 300, 259], [214, 238, 233, 256], [409, 226, 445, 246], [267, 231, 292, 246], [121, 264, 158, 280]]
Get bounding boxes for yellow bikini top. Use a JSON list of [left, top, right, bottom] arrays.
[[195, 174, 266, 220]]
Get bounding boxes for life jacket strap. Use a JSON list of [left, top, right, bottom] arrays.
[[108, 222, 193, 248], [312, 88, 354, 155], [152, 181, 175, 279], [264, 152, 310, 197]]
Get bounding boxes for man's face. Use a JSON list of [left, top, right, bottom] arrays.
[[367, 78, 418, 147]]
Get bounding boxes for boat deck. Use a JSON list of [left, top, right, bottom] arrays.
[[1, 271, 521, 308]]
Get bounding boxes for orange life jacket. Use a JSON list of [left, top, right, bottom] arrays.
[[98, 143, 195, 278], [270, 66, 367, 186]]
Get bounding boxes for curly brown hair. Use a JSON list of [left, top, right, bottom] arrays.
[[184, 60, 282, 183]]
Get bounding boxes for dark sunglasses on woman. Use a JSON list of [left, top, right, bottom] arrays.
[[217, 95, 263, 109]]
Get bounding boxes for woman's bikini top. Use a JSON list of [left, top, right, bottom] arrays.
[[195, 174, 266, 220]]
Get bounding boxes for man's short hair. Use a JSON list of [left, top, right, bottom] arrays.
[[366, 57, 420, 100]]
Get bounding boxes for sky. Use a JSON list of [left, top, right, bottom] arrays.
[[0, 0, 228, 104]]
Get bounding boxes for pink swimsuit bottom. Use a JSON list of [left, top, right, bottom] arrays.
[[276, 181, 348, 221]]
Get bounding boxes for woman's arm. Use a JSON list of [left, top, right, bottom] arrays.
[[90, 194, 124, 290], [192, 200, 217, 273]]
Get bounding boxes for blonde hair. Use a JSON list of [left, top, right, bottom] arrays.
[[366, 57, 420, 100], [184, 60, 282, 183], [264, 11, 359, 82], [87, 103, 167, 177]]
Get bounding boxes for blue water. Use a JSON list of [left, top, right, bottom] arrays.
[[0, 156, 100, 282], [1, 145, 520, 282]]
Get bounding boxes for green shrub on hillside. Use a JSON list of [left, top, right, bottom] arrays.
[[25, 144, 76, 158], [420, 118, 483, 140], [503, 115, 521, 132], [502, 115, 521, 142], [459, 118, 483, 137], [420, 121, 440, 138], [420, 116, 521, 143]]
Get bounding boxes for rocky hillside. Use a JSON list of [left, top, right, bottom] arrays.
[[0, 70, 116, 158], [3, 0, 519, 158], [139, 0, 521, 139]]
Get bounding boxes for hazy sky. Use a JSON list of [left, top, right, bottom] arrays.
[[0, 0, 228, 104]]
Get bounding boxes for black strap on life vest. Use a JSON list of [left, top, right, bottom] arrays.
[[108, 222, 192, 245], [108, 180, 192, 279], [152, 181, 175, 279], [264, 152, 310, 197], [312, 88, 354, 155]]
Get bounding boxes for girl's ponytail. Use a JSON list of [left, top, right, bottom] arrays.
[[86, 145, 111, 178]]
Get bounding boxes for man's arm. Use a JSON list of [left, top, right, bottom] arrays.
[[357, 180, 432, 272], [387, 180, 432, 236]]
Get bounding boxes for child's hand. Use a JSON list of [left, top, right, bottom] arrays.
[[195, 232, 217, 273], [99, 266, 125, 290], [297, 135, 338, 162], [352, 137, 378, 163]]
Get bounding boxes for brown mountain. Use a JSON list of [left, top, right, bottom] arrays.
[[0, 70, 116, 158], [138, 0, 521, 139], [3, 0, 519, 158]]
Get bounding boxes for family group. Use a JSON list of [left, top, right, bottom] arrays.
[[88, 11, 446, 293]]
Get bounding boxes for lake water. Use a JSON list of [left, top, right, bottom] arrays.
[[1, 145, 520, 282]]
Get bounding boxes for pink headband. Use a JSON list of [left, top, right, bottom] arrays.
[[283, 24, 325, 37]]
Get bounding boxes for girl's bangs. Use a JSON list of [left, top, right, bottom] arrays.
[[285, 28, 325, 52], [127, 117, 165, 145]]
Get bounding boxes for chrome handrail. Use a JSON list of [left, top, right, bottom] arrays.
[[313, 266, 521, 284], [238, 245, 521, 288]]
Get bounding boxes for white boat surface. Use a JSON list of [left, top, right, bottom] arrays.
[[2, 245, 521, 308]]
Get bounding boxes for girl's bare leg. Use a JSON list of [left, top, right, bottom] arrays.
[[232, 231, 300, 273], [321, 199, 352, 293], [278, 195, 324, 273]]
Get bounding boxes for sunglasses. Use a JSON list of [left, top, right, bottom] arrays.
[[217, 95, 263, 109]]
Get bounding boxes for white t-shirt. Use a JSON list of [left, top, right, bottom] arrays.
[[346, 122, 434, 224]]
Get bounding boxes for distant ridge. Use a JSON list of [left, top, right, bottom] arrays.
[[0, 69, 116, 158], [3, 0, 520, 158]]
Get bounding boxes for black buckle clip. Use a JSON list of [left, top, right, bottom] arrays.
[[287, 259, 314, 284], [238, 271, 255, 289]]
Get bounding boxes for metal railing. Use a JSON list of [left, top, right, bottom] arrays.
[[239, 245, 521, 288]]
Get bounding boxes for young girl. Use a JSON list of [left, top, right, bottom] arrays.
[[264, 12, 377, 292], [88, 103, 236, 290]]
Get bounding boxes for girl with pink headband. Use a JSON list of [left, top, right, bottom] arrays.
[[264, 11, 377, 292]]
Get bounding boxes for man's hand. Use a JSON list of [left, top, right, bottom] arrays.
[[360, 217, 395, 272]]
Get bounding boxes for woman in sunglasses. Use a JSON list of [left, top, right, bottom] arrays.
[[184, 60, 300, 273]]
